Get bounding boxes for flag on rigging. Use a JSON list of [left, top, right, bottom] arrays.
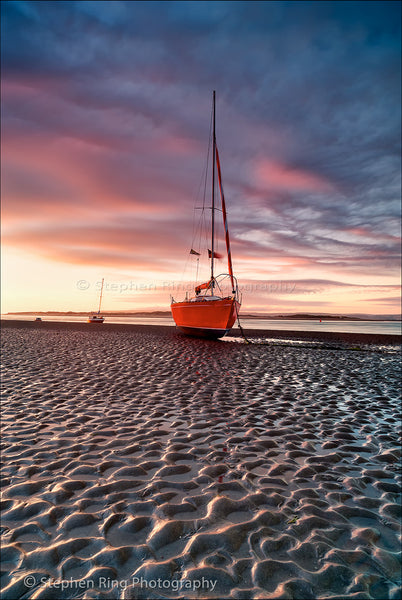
[[208, 249, 223, 259], [190, 249, 201, 256]]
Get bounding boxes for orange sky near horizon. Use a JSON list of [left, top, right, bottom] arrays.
[[2, 240, 400, 317]]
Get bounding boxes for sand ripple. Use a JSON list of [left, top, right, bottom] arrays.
[[1, 323, 401, 599]]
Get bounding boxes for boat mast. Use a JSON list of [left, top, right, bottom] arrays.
[[98, 278, 104, 314], [210, 90, 216, 290]]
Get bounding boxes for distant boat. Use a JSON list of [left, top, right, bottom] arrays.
[[35, 317, 42, 322], [87, 278, 105, 324], [171, 91, 241, 339]]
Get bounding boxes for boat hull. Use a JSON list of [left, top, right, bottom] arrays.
[[171, 297, 240, 339], [87, 316, 104, 323]]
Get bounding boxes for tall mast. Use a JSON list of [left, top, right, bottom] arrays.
[[210, 90, 216, 287], [98, 278, 104, 314]]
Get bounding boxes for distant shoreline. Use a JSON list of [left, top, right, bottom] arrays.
[[4, 311, 401, 322], [2, 319, 401, 345]]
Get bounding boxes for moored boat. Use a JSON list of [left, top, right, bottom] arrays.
[[87, 278, 105, 324], [171, 91, 241, 339], [87, 315, 104, 323]]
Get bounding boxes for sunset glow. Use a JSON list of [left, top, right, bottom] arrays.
[[1, 1, 401, 317]]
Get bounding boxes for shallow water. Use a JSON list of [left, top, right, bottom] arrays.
[[2, 313, 401, 335]]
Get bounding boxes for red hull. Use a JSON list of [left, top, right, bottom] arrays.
[[171, 297, 240, 338]]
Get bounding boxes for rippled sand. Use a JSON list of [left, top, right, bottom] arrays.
[[1, 321, 401, 599]]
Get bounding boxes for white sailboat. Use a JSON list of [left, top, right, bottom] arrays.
[[87, 278, 105, 323]]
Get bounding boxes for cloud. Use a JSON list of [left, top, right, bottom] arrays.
[[253, 159, 334, 193], [2, 219, 189, 270], [363, 296, 402, 306]]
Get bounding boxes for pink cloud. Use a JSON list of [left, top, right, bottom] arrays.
[[2, 133, 193, 227], [254, 158, 334, 193], [2, 221, 189, 270], [344, 227, 401, 244], [2, 77, 202, 228]]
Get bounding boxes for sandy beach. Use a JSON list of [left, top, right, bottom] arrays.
[[1, 320, 401, 599]]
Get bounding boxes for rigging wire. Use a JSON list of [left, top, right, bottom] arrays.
[[178, 103, 214, 287], [187, 100, 214, 281], [177, 96, 229, 293]]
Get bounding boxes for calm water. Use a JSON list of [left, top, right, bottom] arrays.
[[2, 314, 401, 336]]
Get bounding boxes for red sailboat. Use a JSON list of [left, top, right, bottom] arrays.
[[171, 91, 241, 339]]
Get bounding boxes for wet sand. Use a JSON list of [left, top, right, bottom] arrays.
[[1, 320, 401, 599]]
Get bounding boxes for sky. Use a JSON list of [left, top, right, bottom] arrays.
[[1, 0, 401, 316]]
